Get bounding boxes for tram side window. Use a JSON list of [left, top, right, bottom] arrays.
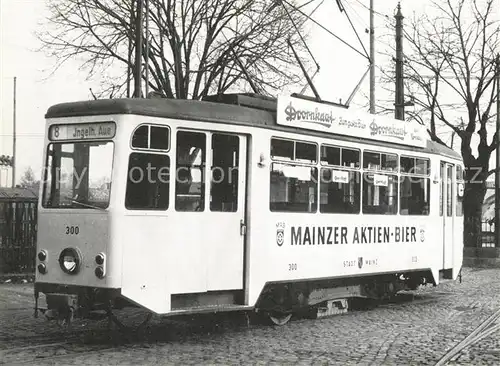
[[271, 138, 294, 161], [399, 156, 430, 215], [362, 173, 398, 214], [400, 176, 430, 215], [363, 151, 398, 171], [457, 166, 464, 216], [125, 153, 170, 210], [131, 125, 148, 148], [270, 163, 318, 213], [210, 134, 239, 212], [439, 163, 444, 216], [320, 169, 360, 214], [447, 165, 453, 216], [320, 145, 340, 166], [150, 126, 170, 150], [175, 131, 206, 212], [342, 148, 360, 168], [131, 125, 170, 151], [270, 138, 317, 163]]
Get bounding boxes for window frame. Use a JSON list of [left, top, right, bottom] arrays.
[[130, 123, 171, 152], [399, 155, 431, 216], [269, 161, 319, 213], [269, 135, 319, 214], [270, 136, 318, 165], [124, 151, 171, 211], [361, 171, 399, 215], [42, 141, 115, 210], [399, 155, 431, 176], [209, 132, 240, 213], [319, 167, 361, 214], [320, 144, 361, 170], [174, 130, 207, 212], [363, 150, 399, 173]]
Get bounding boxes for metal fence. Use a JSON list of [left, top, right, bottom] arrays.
[[0, 188, 38, 274], [481, 219, 496, 248]]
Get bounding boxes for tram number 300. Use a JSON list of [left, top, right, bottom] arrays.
[[65, 226, 79, 235], [289, 263, 298, 271]]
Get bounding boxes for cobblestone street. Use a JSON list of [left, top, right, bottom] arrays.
[[0, 267, 499, 365]]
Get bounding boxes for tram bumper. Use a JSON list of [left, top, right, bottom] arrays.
[[43, 293, 79, 324], [34, 282, 122, 323]]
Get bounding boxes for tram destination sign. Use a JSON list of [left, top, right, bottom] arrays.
[[49, 122, 116, 141], [277, 96, 427, 148]]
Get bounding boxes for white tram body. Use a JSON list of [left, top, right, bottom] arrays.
[[35, 94, 464, 323]]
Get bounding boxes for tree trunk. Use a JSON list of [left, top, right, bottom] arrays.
[[463, 172, 487, 248]]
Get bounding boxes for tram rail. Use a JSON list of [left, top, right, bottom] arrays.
[[434, 307, 500, 365]]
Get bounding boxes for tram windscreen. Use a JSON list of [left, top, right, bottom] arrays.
[[42, 141, 114, 209]]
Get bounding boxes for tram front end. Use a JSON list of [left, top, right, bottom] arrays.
[[34, 120, 120, 325]]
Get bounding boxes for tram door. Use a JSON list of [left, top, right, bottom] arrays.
[[175, 130, 247, 292], [441, 162, 454, 269], [206, 133, 247, 291]]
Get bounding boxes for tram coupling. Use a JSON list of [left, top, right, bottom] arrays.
[[40, 293, 78, 327]]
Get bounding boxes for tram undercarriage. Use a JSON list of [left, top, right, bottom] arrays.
[[34, 270, 435, 328]]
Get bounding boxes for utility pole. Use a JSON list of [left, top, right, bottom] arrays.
[[12, 76, 16, 188], [126, 0, 134, 98], [369, 0, 375, 114], [145, 0, 149, 97], [133, 0, 143, 98], [495, 54, 500, 247], [394, 3, 404, 121]]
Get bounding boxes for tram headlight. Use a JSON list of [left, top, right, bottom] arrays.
[[95, 253, 105, 265], [37, 263, 47, 274], [58, 248, 82, 275], [95, 266, 105, 279], [38, 250, 47, 261], [94, 252, 106, 279]]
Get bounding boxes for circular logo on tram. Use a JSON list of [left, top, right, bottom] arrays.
[[420, 227, 425, 242], [276, 222, 285, 246], [276, 229, 284, 246]]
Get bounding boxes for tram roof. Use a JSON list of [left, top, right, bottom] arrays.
[[45, 96, 461, 160]]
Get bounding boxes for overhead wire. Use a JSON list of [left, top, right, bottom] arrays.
[[350, 0, 390, 20], [342, 0, 368, 29], [280, 0, 369, 60], [336, 0, 369, 59], [280, 0, 321, 70]]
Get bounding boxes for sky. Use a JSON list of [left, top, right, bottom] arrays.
[[0, 0, 494, 186]]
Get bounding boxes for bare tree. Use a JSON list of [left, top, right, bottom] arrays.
[[20, 167, 40, 193], [377, 0, 500, 247], [37, 0, 311, 99]]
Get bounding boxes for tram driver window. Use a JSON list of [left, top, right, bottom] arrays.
[[362, 173, 398, 215], [125, 153, 170, 210], [175, 131, 206, 212]]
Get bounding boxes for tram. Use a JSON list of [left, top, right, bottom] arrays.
[[34, 93, 464, 326]]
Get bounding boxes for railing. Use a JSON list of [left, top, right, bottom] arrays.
[[0, 200, 37, 274], [481, 219, 496, 248]]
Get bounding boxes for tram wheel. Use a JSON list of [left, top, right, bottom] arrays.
[[268, 312, 292, 326]]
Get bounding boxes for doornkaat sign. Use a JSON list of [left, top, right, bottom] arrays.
[[276, 96, 427, 148]]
